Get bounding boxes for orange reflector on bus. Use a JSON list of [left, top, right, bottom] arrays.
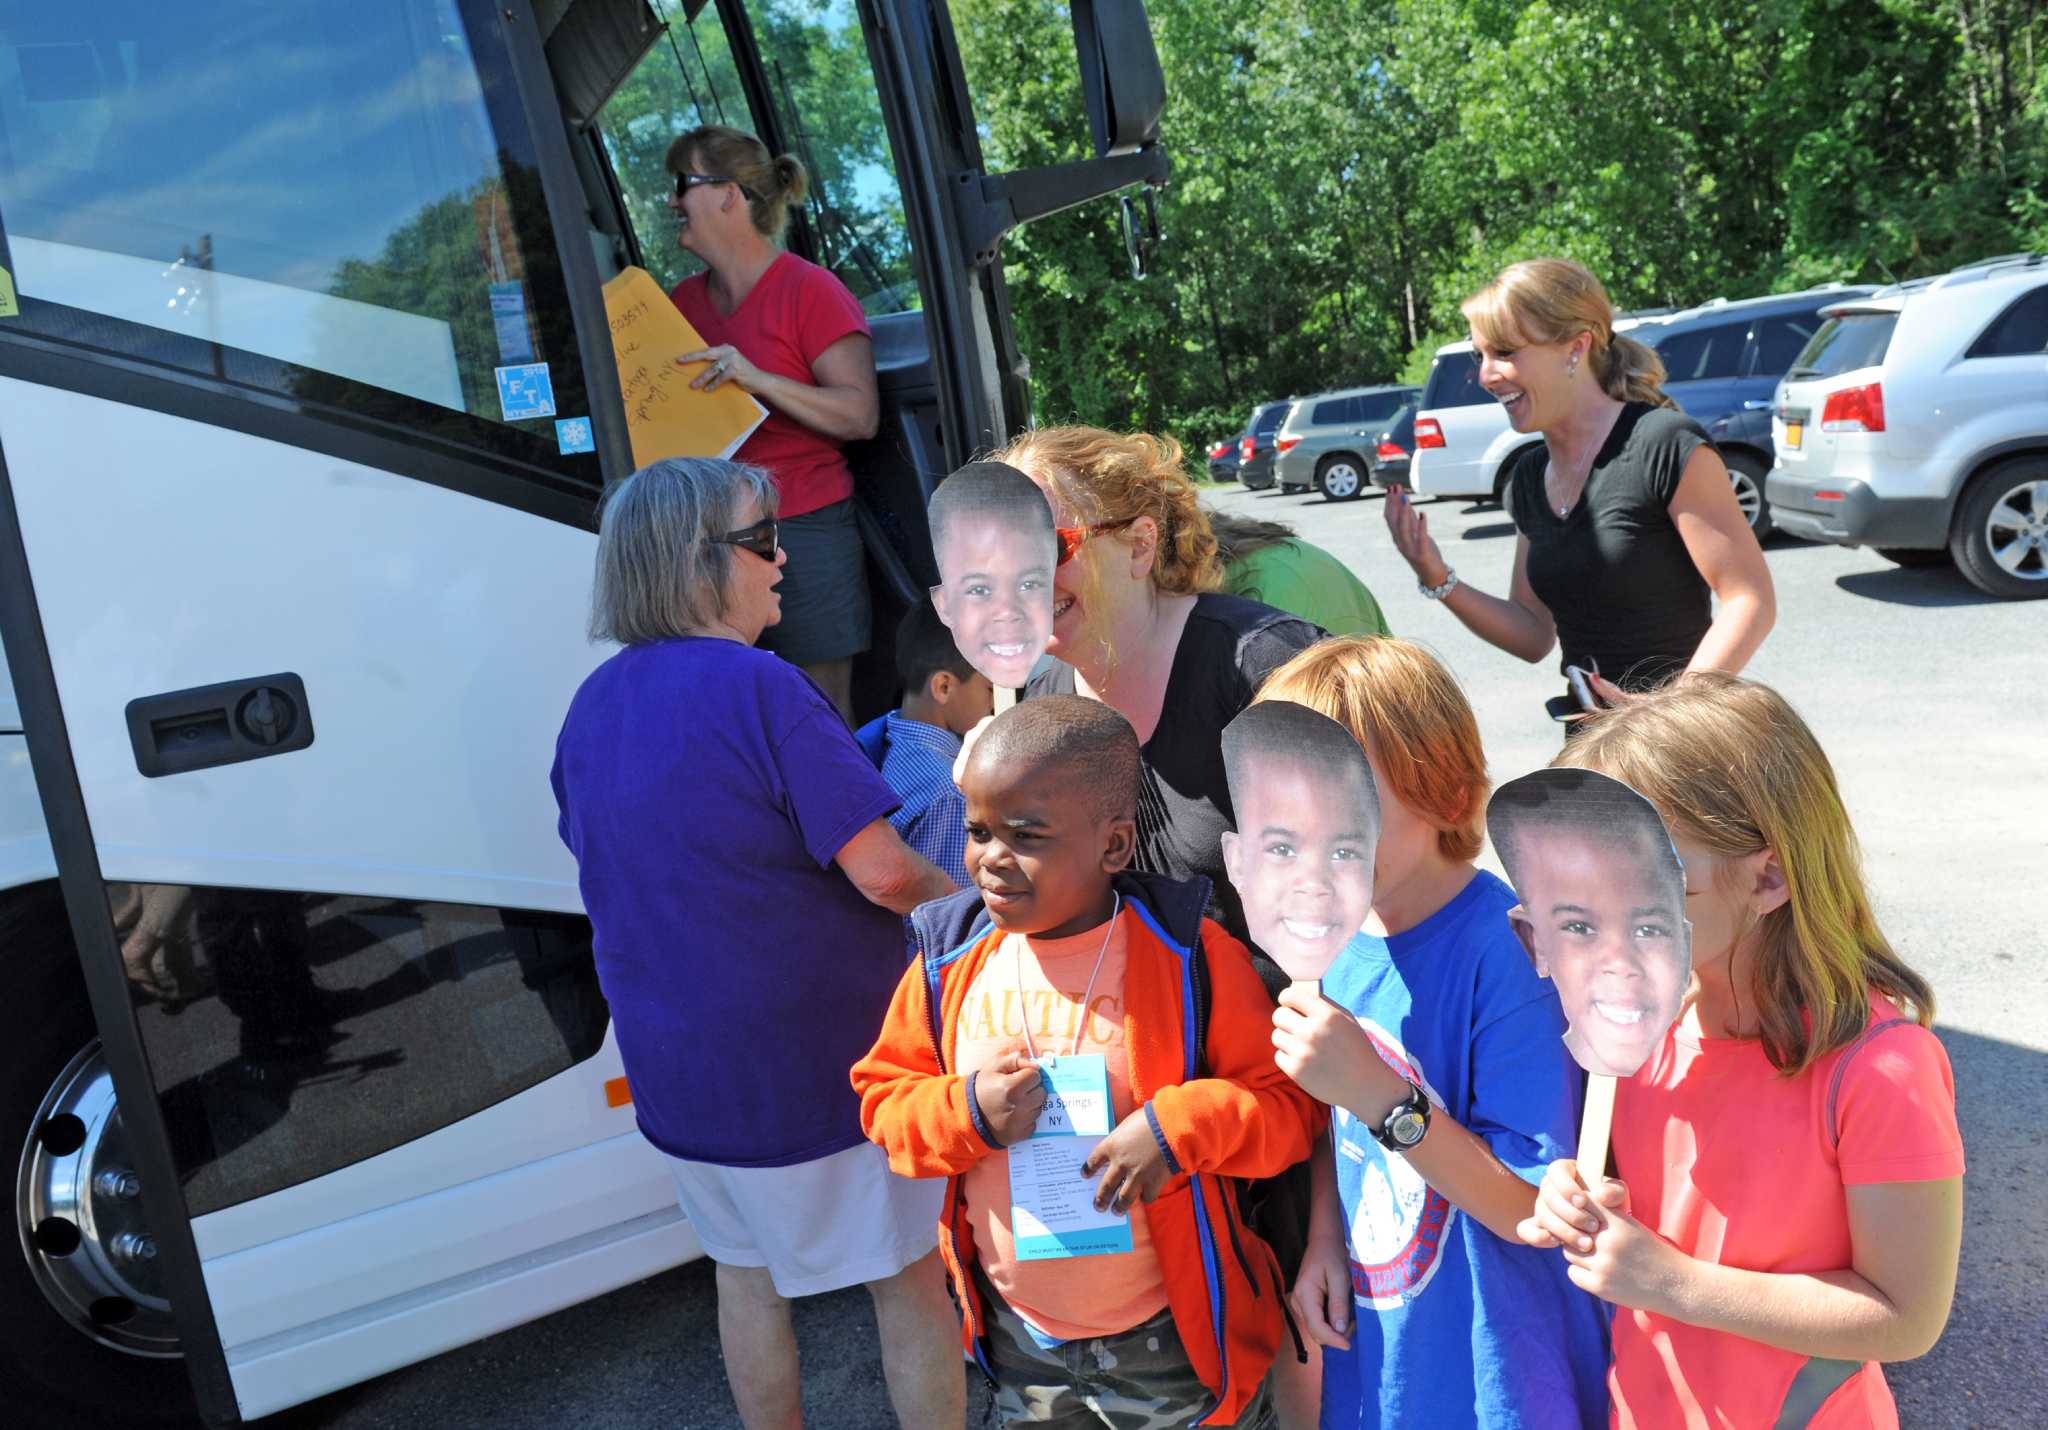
[[605, 1077, 633, 1108]]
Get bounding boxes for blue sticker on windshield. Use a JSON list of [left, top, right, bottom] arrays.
[[495, 363, 556, 421], [555, 417, 595, 454]]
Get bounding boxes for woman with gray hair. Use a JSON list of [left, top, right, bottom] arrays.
[[550, 457, 961, 1429]]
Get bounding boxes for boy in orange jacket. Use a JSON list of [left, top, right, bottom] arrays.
[[853, 696, 1321, 1428]]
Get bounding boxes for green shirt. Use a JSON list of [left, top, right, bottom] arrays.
[[1223, 539, 1391, 638]]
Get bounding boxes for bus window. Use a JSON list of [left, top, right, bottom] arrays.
[[599, 0, 920, 316], [0, 1, 600, 483]]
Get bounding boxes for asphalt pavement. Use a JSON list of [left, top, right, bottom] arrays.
[[267, 482, 2047, 1429]]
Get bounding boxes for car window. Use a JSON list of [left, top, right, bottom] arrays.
[[1964, 285, 2048, 359], [1311, 396, 1353, 425], [1254, 403, 1290, 434], [1355, 392, 1407, 425], [1420, 349, 1488, 409], [1654, 322, 1747, 381], [1748, 313, 1823, 376], [1792, 313, 1898, 377]]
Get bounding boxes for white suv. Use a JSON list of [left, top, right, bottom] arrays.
[[1408, 313, 1670, 502], [1767, 255, 2048, 599]]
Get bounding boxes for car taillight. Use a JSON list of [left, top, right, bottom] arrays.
[[1276, 436, 1302, 455], [1240, 435, 1255, 460], [1208, 441, 1228, 459], [1376, 440, 1407, 461], [1414, 418, 1445, 450], [1820, 383, 1884, 433]]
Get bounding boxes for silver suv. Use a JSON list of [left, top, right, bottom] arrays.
[[1272, 384, 1418, 500], [1766, 255, 2048, 599]]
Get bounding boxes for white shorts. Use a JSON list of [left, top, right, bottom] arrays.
[[667, 1139, 943, 1298]]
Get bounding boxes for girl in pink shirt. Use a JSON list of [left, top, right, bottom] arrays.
[[1520, 672, 1963, 1429]]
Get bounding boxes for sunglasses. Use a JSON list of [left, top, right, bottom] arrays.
[[674, 172, 757, 200], [712, 516, 780, 560], [1055, 516, 1138, 566]]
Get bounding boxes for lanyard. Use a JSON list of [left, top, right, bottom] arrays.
[[1016, 891, 1120, 1063]]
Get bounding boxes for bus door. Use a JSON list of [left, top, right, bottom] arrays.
[[0, 2, 669, 1422]]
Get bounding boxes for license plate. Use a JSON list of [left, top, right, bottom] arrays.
[[1784, 420, 1803, 450]]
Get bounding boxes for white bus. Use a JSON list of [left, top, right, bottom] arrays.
[[0, 1, 1166, 1421]]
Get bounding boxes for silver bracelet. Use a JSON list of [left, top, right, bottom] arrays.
[[1419, 567, 1459, 600]]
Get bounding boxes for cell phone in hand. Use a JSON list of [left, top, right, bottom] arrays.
[[1565, 665, 1598, 712]]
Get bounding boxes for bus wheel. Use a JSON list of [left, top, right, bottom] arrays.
[[4, 885, 193, 1422]]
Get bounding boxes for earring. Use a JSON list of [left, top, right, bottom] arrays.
[[1566, 354, 1580, 379]]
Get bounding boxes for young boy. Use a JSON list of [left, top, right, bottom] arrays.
[[1220, 701, 1381, 984], [1256, 638, 1612, 1430], [926, 460, 1057, 690], [853, 696, 1320, 1428], [1487, 769, 1691, 1078], [861, 598, 995, 884]]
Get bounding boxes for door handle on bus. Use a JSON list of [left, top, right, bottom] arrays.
[[126, 673, 315, 777]]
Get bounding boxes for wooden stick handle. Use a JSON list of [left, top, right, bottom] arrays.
[[1576, 1073, 1616, 1179]]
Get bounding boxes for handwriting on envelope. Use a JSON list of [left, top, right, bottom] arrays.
[[601, 266, 766, 467]]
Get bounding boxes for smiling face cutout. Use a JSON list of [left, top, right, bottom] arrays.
[[1220, 701, 1381, 982], [927, 462, 1058, 689], [1488, 769, 1691, 1078]]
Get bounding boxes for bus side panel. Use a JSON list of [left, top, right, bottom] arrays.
[[0, 377, 703, 1416]]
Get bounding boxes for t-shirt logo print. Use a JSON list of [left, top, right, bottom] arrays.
[[1336, 1018, 1452, 1309]]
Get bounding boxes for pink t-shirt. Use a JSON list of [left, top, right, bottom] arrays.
[[1609, 992, 1965, 1429], [669, 253, 869, 518], [953, 915, 1170, 1341]]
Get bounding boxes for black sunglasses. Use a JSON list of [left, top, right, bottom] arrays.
[[712, 516, 779, 560], [674, 172, 757, 200]]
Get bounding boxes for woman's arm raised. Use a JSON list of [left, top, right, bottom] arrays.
[[1384, 488, 1557, 664]]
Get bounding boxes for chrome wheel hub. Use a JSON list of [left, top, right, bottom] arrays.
[[1985, 480, 2048, 580], [1729, 468, 1762, 524], [16, 1043, 179, 1357], [1324, 462, 1361, 497]]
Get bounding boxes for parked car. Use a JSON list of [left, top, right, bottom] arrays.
[[1409, 312, 1671, 504], [1206, 436, 1242, 482], [1272, 384, 1419, 499], [1371, 401, 1419, 489], [1648, 285, 1877, 537], [1767, 254, 2048, 599], [1236, 399, 1296, 490]]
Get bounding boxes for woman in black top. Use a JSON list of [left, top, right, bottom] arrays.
[[1387, 258, 1774, 715], [994, 425, 1323, 970]]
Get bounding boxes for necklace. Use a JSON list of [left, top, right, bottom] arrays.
[[1016, 891, 1121, 1062]]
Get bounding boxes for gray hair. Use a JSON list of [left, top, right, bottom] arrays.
[[588, 458, 779, 645]]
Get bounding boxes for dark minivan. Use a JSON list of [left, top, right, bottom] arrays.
[[1649, 285, 1877, 537], [1235, 399, 1295, 490]]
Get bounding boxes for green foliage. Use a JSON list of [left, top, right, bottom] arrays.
[[954, 0, 2047, 444]]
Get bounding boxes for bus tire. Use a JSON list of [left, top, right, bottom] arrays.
[[2, 883, 197, 1425]]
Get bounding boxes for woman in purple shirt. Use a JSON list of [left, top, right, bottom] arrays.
[[550, 457, 959, 1427]]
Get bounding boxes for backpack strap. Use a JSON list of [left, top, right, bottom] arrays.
[[1825, 1017, 1912, 1149]]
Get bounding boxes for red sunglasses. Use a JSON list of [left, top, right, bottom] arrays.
[[1055, 516, 1138, 565]]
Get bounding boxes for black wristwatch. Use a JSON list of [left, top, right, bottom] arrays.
[[1372, 1080, 1431, 1152]]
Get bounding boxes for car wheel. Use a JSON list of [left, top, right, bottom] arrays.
[[1316, 454, 1368, 502], [1875, 548, 1950, 569], [3, 886, 195, 1424], [1723, 452, 1774, 540], [1950, 460, 2048, 600]]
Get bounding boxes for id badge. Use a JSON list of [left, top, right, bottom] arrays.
[[1008, 1054, 1132, 1260]]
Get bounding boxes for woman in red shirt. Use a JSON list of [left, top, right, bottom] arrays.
[[664, 125, 879, 719]]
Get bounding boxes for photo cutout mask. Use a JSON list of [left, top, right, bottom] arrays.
[[927, 461, 1058, 689], [1220, 701, 1382, 982], [1488, 768, 1692, 1078]]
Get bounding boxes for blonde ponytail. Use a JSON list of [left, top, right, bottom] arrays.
[[1600, 332, 1672, 407]]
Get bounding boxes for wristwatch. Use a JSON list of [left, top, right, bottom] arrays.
[[1419, 568, 1459, 600], [1373, 1080, 1432, 1152]]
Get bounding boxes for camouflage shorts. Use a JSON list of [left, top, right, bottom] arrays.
[[977, 1272, 1275, 1430]]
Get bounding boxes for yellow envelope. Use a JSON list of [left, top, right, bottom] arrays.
[[602, 266, 767, 466]]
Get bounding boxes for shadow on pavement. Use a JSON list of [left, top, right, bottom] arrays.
[[1890, 1023, 2048, 1428], [1834, 566, 2009, 608], [1459, 521, 1517, 541]]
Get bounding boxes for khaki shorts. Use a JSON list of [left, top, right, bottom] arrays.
[[666, 1139, 941, 1297]]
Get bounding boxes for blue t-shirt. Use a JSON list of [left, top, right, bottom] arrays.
[[1319, 870, 1611, 1429], [550, 638, 905, 1167]]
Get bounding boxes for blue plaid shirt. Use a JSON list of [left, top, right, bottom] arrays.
[[878, 711, 969, 885]]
